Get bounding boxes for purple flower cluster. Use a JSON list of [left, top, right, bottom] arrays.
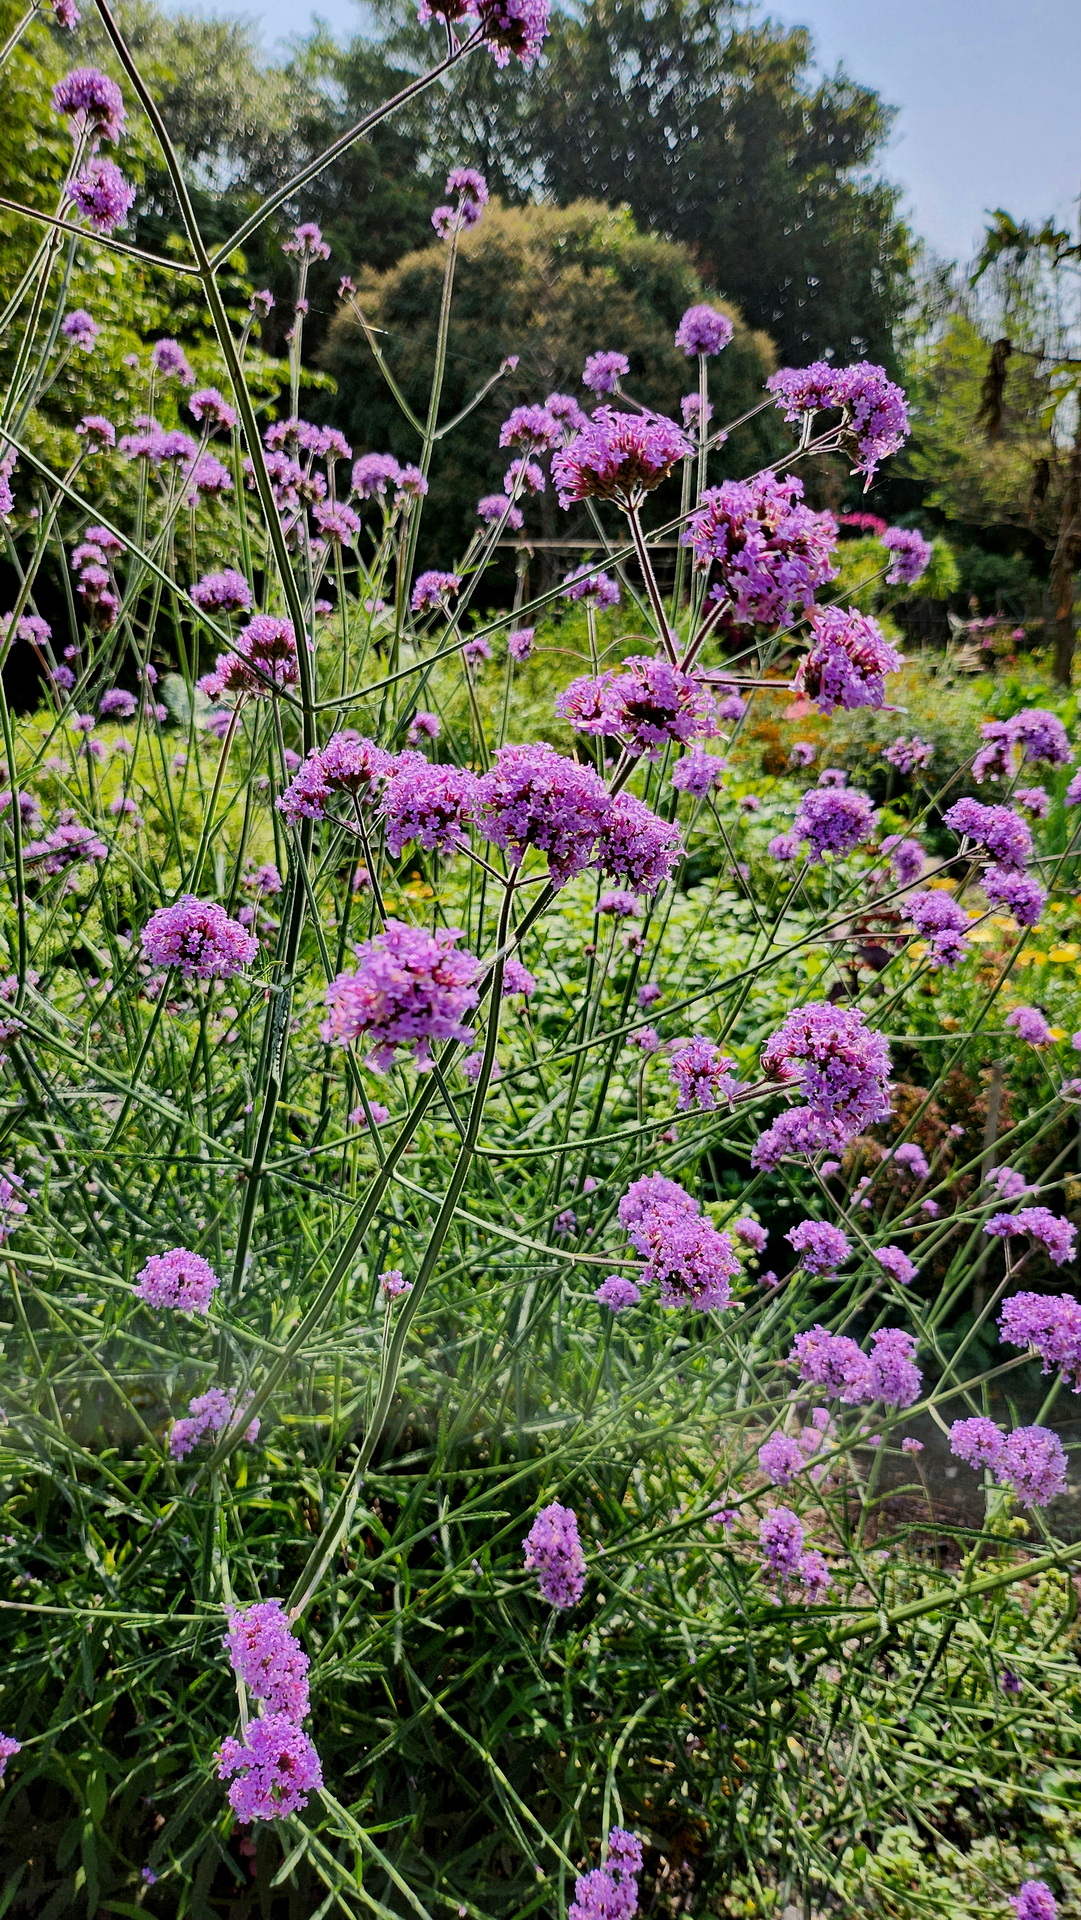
[[582, 350, 629, 395], [976, 708, 1072, 784], [411, 570, 460, 612], [949, 1418, 1067, 1508], [675, 304, 734, 356], [52, 67, 126, 142], [142, 896, 258, 980], [552, 408, 689, 509], [278, 734, 391, 822], [0, 1734, 20, 1779], [618, 1174, 740, 1312], [794, 606, 903, 714], [523, 1501, 586, 1608], [671, 747, 726, 796], [757, 1508, 833, 1597], [217, 1601, 322, 1820], [789, 1324, 921, 1407], [200, 615, 299, 699], [1012, 1883, 1058, 1920], [170, 1387, 259, 1458], [66, 157, 136, 233], [668, 1036, 742, 1110], [1006, 1005, 1054, 1046], [789, 786, 877, 863], [322, 919, 479, 1071], [985, 1208, 1076, 1267], [786, 1219, 850, 1275], [874, 1245, 917, 1284], [754, 1003, 891, 1169], [381, 756, 478, 857], [23, 819, 108, 882], [883, 736, 933, 774], [191, 569, 252, 614], [568, 1829, 642, 1920], [881, 835, 925, 885], [682, 472, 838, 627], [558, 656, 712, 756], [768, 361, 910, 480], [983, 866, 1047, 926], [562, 567, 621, 609], [61, 308, 99, 350], [944, 798, 1032, 870], [595, 1274, 642, 1311], [881, 526, 932, 586], [906, 890, 970, 968], [133, 1247, 220, 1314], [1000, 1290, 1081, 1388]]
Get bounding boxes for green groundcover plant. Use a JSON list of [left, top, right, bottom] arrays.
[[3, 7, 1081, 1918]]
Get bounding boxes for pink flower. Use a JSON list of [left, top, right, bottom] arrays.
[[141, 896, 258, 979], [523, 1502, 586, 1608], [321, 920, 479, 1072], [133, 1248, 220, 1314], [217, 1713, 323, 1822]]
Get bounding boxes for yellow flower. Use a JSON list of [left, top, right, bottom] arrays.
[[1048, 943, 1080, 963]]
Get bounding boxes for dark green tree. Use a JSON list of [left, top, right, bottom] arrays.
[[394, 0, 914, 370]]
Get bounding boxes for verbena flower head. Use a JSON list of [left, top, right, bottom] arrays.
[[758, 1506, 804, 1579], [943, 797, 1031, 871], [352, 453, 403, 499], [321, 919, 480, 1071], [217, 1713, 323, 1822], [0, 1174, 28, 1244], [507, 627, 534, 660], [1006, 1005, 1054, 1047], [411, 570, 460, 612], [476, 742, 611, 887], [582, 350, 629, 395], [191, 569, 252, 613], [682, 473, 837, 627], [380, 756, 479, 857], [668, 1036, 742, 1110], [142, 896, 258, 979], [789, 1326, 872, 1401], [881, 834, 925, 885], [791, 786, 876, 862], [982, 866, 1046, 927], [278, 735, 391, 822], [563, 567, 621, 609], [407, 711, 442, 743], [734, 1217, 768, 1252], [189, 388, 236, 431], [769, 360, 909, 477], [171, 1387, 258, 1458], [786, 1220, 850, 1274], [619, 1174, 738, 1311], [1001, 1426, 1068, 1508], [1000, 1290, 1081, 1387], [224, 1601, 310, 1719], [1012, 1883, 1058, 1920], [133, 1248, 220, 1314], [552, 408, 689, 509], [598, 889, 640, 917], [1016, 786, 1050, 818], [501, 957, 535, 998], [61, 309, 99, 350], [675, 304, 734, 356], [477, 0, 550, 66], [282, 221, 331, 259], [500, 404, 561, 451], [76, 414, 116, 448], [52, 68, 126, 142], [150, 338, 195, 383], [477, 493, 523, 530], [561, 657, 711, 756], [0, 1733, 20, 1778], [985, 1207, 1076, 1267], [671, 746, 726, 796], [882, 526, 932, 586], [202, 615, 299, 699], [883, 736, 933, 774], [597, 791, 683, 895], [65, 158, 135, 233], [100, 688, 136, 718], [759, 1432, 805, 1487], [950, 1415, 1006, 1470], [875, 1245, 917, 1284], [594, 1275, 641, 1311], [759, 1001, 891, 1145], [988, 1165, 1032, 1202], [523, 1501, 586, 1607], [794, 605, 903, 713], [866, 1327, 921, 1406], [906, 890, 970, 968], [1009, 708, 1073, 767]]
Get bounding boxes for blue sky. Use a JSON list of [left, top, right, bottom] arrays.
[[226, 0, 1081, 265]]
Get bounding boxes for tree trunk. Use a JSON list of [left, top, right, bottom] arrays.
[[1051, 429, 1081, 685]]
